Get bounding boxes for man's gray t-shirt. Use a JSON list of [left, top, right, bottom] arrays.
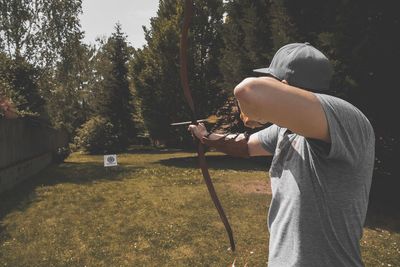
[[257, 94, 375, 267]]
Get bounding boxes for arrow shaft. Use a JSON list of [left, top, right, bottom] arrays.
[[170, 119, 207, 126]]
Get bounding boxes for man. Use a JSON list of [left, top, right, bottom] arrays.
[[189, 42, 375, 266]]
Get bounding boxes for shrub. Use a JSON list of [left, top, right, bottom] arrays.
[[52, 146, 71, 163], [74, 116, 121, 154]]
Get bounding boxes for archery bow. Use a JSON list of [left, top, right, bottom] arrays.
[[179, 0, 235, 251]]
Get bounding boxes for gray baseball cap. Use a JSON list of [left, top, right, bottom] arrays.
[[253, 42, 333, 91]]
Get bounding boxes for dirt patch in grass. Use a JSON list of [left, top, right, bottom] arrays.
[[229, 179, 271, 195]]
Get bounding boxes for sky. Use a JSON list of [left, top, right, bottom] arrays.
[[80, 0, 159, 49]]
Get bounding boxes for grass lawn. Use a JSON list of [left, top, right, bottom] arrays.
[[0, 148, 399, 266]]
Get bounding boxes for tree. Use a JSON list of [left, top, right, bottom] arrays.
[[0, 52, 44, 115], [216, 0, 274, 132], [0, 0, 84, 116], [89, 24, 136, 151], [43, 41, 95, 135], [280, 0, 400, 208], [220, 0, 274, 89], [0, 0, 83, 68], [329, 0, 400, 209], [132, 0, 225, 147], [268, 0, 299, 51]]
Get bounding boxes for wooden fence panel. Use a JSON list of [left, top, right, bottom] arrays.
[[0, 118, 68, 193]]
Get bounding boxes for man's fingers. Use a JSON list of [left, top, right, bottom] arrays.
[[187, 124, 196, 132], [187, 124, 208, 139], [187, 125, 197, 140]]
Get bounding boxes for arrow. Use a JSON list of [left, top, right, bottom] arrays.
[[170, 115, 219, 126]]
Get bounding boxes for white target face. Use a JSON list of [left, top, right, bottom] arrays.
[[104, 154, 118, 167]]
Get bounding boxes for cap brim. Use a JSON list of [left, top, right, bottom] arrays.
[[253, 67, 272, 74]]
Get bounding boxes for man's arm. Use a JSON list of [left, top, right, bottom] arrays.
[[205, 132, 272, 157], [188, 124, 272, 157], [234, 77, 330, 143], [248, 132, 273, 156]]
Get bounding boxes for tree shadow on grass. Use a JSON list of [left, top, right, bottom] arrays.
[[50, 162, 142, 185], [0, 161, 143, 234], [157, 154, 272, 172], [126, 146, 188, 155]]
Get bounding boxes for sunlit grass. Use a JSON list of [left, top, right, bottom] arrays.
[[0, 149, 399, 266]]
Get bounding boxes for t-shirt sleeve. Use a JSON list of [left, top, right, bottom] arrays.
[[256, 124, 281, 155], [313, 94, 374, 165]]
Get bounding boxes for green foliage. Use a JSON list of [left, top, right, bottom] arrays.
[[0, 52, 44, 116], [0, 0, 83, 68], [277, 0, 400, 201], [0, 0, 398, 200], [89, 24, 136, 149], [221, 0, 274, 87], [0, 54, 22, 110], [43, 42, 95, 135], [74, 116, 120, 154], [41, 2, 87, 136], [52, 146, 71, 163], [131, 0, 186, 146], [132, 0, 225, 147], [190, 0, 226, 117], [0, 0, 84, 122], [269, 0, 299, 50], [217, 0, 274, 132]]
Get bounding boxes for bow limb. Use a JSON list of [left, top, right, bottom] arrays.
[[179, 0, 235, 251], [179, 0, 196, 122]]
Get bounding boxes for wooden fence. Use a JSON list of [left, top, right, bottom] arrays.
[[0, 118, 68, 194]]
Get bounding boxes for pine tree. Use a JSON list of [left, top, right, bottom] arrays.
[[91, 24, 136, 150], [131, 0, 225, 147]]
